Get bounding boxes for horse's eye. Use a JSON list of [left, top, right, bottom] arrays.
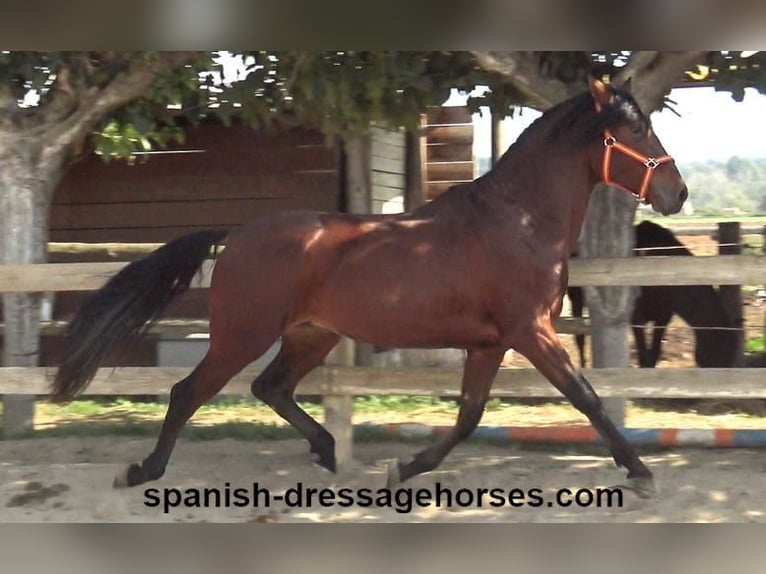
[[630, 123, 644, 136]]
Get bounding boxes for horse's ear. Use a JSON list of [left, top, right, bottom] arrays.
[[588, 76, 613, 108], [620, 76, 633, 94]]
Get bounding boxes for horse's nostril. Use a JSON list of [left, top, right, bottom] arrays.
[[679, 185, 688, 203]]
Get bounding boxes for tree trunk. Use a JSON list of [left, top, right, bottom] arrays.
[[0, 140, 61, 436], [580, 184, 638, 426]]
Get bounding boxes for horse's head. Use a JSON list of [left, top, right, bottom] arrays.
[[588, 77, 688, 215]]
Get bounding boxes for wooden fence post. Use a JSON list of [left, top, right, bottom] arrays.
[[718, 222, 745, 366], [323, 337, 354, 473], [320, 134, 383, 472], [323, 392, 353, 474], [762, 225, 766, 350], [403, 116, 427, 212]]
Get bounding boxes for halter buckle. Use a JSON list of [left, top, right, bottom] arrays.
[[603, 135, 616, 147], [644, 157, 660, 169]]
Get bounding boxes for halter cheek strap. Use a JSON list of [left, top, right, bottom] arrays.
[[602, 128, 674, 201]]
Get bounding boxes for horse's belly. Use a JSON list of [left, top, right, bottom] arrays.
[[305, 282, 505, 349]]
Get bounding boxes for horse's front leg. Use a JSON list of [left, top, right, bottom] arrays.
[[386, 348, 504, 486], [516, 318, 655, 498]]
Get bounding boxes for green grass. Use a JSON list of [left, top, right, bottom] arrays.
[[33, 396, 322, 419], [2, 395, 456, 441], [746, 336, 766, 354], [42, 395, 461, 419], [353, 395, 457, 412], [31, 419, 303, 441], [2, 394, 538, 441]]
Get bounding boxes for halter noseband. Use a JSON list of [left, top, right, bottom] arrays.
[[595, 102, 674, 201]]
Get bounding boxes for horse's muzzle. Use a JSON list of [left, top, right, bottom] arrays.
[[651, 183, 688, 215]]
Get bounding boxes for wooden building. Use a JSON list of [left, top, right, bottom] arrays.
[[38, 111, 475, 367]]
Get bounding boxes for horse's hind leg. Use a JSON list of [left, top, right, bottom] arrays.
[[387, 348, 504, 486], [516, 319, 654, 497], [113, 348, 261, 488], [251, 324, 340, 472]]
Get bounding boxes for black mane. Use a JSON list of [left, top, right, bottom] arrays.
[[496, 84, 648, 165], [552, 85, 648, 145]]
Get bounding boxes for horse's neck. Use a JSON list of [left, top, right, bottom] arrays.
[[486, 150, 594, 254]]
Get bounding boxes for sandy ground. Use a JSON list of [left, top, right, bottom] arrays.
[[1, 436, 764, 523]]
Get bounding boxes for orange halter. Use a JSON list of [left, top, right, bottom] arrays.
[[601, 129, 675, 201]]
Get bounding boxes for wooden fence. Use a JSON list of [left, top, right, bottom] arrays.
[[1, 251, 765, 466], [1, 254, 764, 294]]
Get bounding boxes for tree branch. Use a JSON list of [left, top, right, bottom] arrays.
[[614, 51, 658, 82], [471, 51, 710, 114], [470, 51, 587, 110], [38, 64, 79, 125], [41, 52, 201, 169], [614, 51, 711, 113]]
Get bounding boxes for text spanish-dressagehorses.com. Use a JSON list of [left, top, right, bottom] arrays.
[[143, 482, 624, 515]]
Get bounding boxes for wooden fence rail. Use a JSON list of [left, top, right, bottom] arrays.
[[4, 365, 765, 399], [0, 317, 590, 337], [669, 224, 764, 237], [0, 255, 765, 293]]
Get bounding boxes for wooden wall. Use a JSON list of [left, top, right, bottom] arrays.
[[369, 126, 406, 214], [51, 124, 341, 243], [423, 106, 474, 200], [37, 124, 342, 367]]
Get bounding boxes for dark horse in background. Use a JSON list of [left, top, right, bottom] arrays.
[[568, 220, 739, 369], [51, 78, 687, 497]]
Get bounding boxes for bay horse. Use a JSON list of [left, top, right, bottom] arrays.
[[51, 77, 687, 497], [568, 221, 739, 369]]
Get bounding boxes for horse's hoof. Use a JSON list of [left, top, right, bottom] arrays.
[[113, 467, 130, 489], [311, 451, 336, 474], [386, 460, 401, 488], [113, 463, 142, 489], [614, 476, 655, 499]]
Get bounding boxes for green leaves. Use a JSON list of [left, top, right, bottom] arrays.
[[92, 114, 185, 163], [707, 52, 766, 101], [3, 51, 765, 162], [222, 51, 526, 137]]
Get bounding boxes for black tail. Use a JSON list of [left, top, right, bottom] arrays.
[[51, 229, 228, 403]]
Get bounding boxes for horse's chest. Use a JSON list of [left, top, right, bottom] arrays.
[[482, 257, 567, 328]]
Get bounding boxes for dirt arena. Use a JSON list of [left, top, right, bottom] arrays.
[[1, 436, 764, 522]]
